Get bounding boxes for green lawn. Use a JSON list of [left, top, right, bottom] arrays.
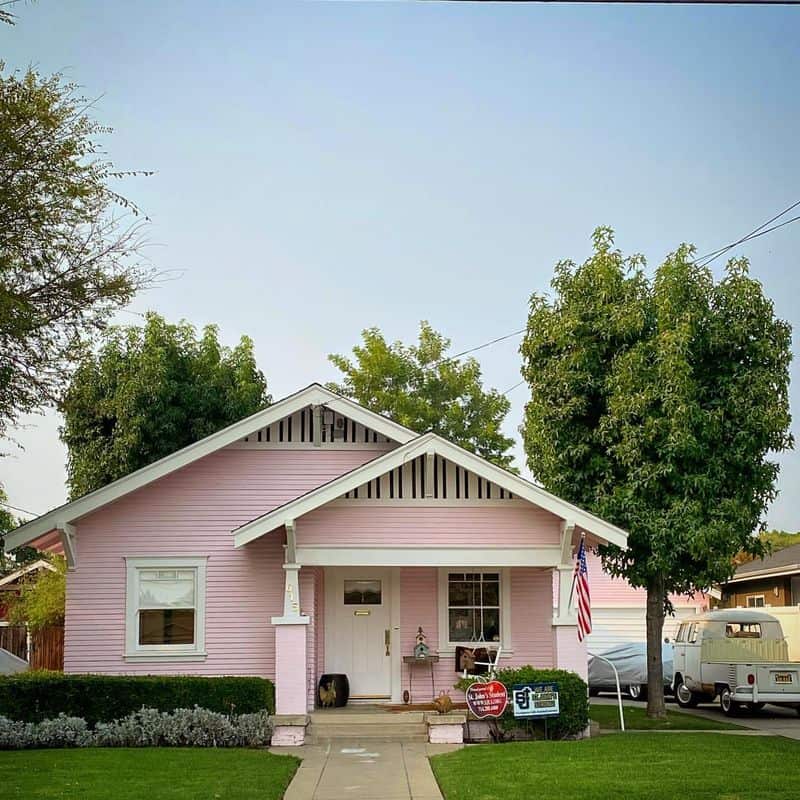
[[0, 748, 299, 800], [590, 702, 744, 731], [430, 734, 800, 800]]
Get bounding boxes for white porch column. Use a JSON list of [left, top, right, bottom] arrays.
[[271, 521, 311, 746], [552, 566, 588, 681]]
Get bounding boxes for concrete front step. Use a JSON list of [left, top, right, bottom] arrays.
[[309, 711, 429, 742]]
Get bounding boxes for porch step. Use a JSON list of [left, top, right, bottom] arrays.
[[309, 710, 428, 743]]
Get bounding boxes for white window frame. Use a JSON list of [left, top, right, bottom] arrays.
[[746, 595, 766, 608], [124, 556, 207, 661], [437, 568, 512, 654]]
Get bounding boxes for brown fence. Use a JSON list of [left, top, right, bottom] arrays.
[[30, 626, 64, 671], [0, 625, 28, 660]]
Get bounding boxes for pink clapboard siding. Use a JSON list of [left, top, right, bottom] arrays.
[[396, 567, 554, 700], [586, 553, 710, 610], [64, 447, 386, 676], [297, 504, 562, 548]]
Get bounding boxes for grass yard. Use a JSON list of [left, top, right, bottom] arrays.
[[0, 748, 299, 800], [590, 702, 744, 731], [430, 734, 800, 800]]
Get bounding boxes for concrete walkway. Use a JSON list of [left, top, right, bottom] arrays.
[[271, 741, 461, 800], [593, 695, 800, 740]]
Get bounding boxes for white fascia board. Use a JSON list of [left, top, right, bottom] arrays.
[[234, 432, 629, 549], [0, 559, 57, 588], [726, 566, 800, 584], [296, 545, 564, 567], [4, 383, 417, 551]]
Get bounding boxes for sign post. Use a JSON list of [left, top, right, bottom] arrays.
[[511, 682, 560, 739]]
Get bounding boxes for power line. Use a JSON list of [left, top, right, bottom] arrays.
[[435, 328, 527, 367], [502, 379, 526, 396], [694, 198, 800, 268], [0, 500, 40, 518]]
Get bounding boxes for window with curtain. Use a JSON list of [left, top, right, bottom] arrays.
[[447, 572, 500, 644], [137, 568, 196, 646]]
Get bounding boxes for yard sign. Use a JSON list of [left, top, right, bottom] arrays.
[[465, 680, 508, 718], [512, 682, 560, 719]]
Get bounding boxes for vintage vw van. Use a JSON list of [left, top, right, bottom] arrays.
[[672, 609, 800, 716]]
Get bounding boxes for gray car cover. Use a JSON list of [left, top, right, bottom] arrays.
[[588, 642, 674, 687], [0, 647, 29, 675]]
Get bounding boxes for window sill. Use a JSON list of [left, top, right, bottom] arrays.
[[124, 652, 208, 663]]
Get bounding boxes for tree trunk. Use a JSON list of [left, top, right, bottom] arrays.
[[645, 573, 667, 719]]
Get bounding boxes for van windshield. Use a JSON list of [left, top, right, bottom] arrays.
[[725, 623, 761, 639]]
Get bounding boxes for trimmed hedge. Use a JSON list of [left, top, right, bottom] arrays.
[[456, 666, 589, 739], [0, 673, 275, 726]]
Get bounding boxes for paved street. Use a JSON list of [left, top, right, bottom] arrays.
[[593, 695, 800, 740]]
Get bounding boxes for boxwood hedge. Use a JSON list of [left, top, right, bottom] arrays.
[[0, 673, 275, 726], [456, 666, 589, 739]]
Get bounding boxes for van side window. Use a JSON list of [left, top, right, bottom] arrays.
[[725, 623, 762, 639], [687, 623, 698, 643], [676, 624, 686, 643]]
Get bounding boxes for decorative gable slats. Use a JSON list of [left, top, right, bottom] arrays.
[[342, 455, 515, 502], [239, 405, 394, 448]]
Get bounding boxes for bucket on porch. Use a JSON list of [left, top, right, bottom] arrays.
[[317, 674, 350, 708]]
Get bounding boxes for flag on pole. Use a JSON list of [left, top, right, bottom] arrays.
[[573, 536, 592, 641]]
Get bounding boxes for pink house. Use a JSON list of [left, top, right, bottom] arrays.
[[6, 384, 628, 745]]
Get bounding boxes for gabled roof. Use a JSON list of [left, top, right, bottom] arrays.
[[4, 384, 417, 551], [726, 541, 800, 584], [234, 432, 629, 549], [0, 559, 56, 588]]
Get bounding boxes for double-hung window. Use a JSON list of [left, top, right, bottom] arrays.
[[446, 572, 501, 645], [125, 557, 207, 659]]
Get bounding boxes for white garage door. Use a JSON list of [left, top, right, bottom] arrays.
[[586, 607, 700, 653]]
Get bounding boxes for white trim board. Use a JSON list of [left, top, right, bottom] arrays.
[[234, 432, 629, 549], [5, 384, 417, 551], [296, 546, 564, 567]]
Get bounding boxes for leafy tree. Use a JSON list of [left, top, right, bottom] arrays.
[[7, 555, 66, 631], [0, 486, 37, 576], [328, 322, 515, 468], [733, 529, 800, 567], [521, 228, 793, 718], [0, 64, 152, 441], [60, 312, 271, 497]]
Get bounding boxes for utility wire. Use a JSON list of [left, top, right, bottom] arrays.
[[502, 379, 526, 396], [0, 500, 40, 518]]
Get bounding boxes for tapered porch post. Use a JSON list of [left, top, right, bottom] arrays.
[[271, 520, 311, 746], [552, 521, 588, 680]]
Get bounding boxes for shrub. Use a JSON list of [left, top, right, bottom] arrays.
[[456, 666, 589, 739], [0, 673, 275, 725], [0, 708, 273, 750]]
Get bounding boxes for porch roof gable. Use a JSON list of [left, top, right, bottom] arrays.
[[4, 384, 417, 552], [233, 432, 629, 549]]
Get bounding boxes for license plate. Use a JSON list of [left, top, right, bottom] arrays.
[[773, 672, 793, 684]]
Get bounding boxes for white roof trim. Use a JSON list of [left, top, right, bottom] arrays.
[[234, 432, 629, 549], [0, 559, 56, 588], [726, 565, 800, 584], [4, 384, 417, 551]]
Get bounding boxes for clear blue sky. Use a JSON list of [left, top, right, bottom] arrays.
[[2, 2, 799, 529]]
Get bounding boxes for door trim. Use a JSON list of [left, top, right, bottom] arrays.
[[324, 567, 401, 704]]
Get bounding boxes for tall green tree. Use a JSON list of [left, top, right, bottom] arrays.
[[329, 322, 515, 468], [521, 228, 793, 718], [60, 313, 271, 497], [0, 65, 151, 441]]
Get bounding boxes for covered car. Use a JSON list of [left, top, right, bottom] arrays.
[[0, 647, 28, 675], [588, 642, 673, 701]]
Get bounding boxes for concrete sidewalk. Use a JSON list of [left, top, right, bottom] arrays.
[[271, 740, 460, 800]]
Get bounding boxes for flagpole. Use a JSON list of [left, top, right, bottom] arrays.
[[567, 533, 586, 610]]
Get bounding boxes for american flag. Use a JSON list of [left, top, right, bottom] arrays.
[[573, 537, 592, 641]]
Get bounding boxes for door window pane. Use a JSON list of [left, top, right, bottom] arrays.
[[344, 580, 382, 605]]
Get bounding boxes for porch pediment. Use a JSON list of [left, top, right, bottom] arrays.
[[233, 432, 628, 551]]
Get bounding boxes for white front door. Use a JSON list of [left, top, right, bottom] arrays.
[[325, 569, 393, 700]]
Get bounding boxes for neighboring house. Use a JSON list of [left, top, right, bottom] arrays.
[[720, 544, 800, 609], [585, 554, 714, 653], [0, 559, 56, 622], [5, 384, 628, 745]]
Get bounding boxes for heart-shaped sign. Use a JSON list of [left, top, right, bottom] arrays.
[[465, 680, 508, 718]]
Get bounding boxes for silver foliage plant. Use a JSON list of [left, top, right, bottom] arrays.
[[0, 707, 272, 749]]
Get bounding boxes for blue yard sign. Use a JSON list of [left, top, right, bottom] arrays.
[[512, 682, 560, 719]]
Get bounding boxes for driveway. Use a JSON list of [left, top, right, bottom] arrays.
[[593, 695, 800, 740]]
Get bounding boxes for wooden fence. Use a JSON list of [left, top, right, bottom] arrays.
[[0, 625, 27, 660], [30, 626, 64, 671]]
